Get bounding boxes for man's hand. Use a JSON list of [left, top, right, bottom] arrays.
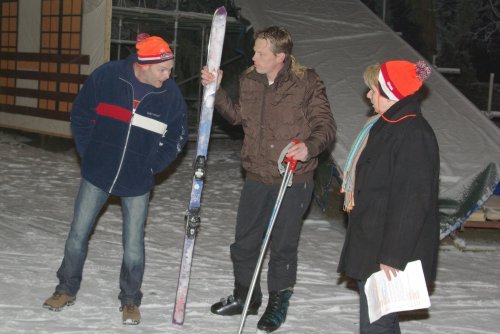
[[200, 66, 223, 90], [380, 263, 399, 281], [286, 141, 309, 162]]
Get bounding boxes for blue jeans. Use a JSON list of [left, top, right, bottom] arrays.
[[56, 178, 150, 306], [358, 280, 401, 334]]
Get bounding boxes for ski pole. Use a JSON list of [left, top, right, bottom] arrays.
[[237, 142, 298, 334]]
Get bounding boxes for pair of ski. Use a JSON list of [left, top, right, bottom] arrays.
[[171, 6, 227, 326], [171, 7, 298, 334]]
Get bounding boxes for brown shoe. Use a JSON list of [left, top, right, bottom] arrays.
[[121, 304, 141, 325], [43, 292, 76, 312]]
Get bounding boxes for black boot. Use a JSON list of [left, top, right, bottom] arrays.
[[257, 288, 293, 333], [211, 282, 262, 316]]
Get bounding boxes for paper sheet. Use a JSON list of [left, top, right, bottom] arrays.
[[365, 260, 431, 323]]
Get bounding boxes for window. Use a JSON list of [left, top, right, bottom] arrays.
[[0, 0, 18, 105], [40, 0, 82, 112]]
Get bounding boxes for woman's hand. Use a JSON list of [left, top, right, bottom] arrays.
[[380, 263, 399, 281]]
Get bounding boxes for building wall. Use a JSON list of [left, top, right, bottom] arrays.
[[0, 0, 110, 137]]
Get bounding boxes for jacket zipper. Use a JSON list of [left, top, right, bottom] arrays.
[[109, 77, 166, 193], [259, 85, 268, 154]]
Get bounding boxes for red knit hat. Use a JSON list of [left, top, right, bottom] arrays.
[[135, 33, 174, 65], [378, 60, 431, 101]]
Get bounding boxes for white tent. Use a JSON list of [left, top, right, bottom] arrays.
[[236, 0, 500, 237]]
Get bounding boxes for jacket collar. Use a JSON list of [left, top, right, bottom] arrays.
[[381, 93, 421, 121], [246, 57, 294, 87], [369, 94, 421, 136], [274, 57, 293, 84], [122, 54, 138, 82]]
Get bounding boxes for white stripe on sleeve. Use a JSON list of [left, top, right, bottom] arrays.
[[131, 113, 168, 135]]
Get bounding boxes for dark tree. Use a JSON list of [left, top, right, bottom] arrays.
[[363, 0, 500, 110]]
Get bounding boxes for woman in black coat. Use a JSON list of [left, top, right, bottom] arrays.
[[338, 60, 440, 334]]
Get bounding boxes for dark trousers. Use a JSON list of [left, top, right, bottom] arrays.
[[230, 178, 313, 292], [358, 280, 401, 334]]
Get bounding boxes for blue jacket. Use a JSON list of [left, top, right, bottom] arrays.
[[71, 54, 188, 196]]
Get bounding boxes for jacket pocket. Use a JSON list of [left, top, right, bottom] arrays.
[[268, 94, 304, 137]]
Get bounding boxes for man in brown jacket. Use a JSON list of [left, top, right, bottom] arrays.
[[201, 26, 336, 333]]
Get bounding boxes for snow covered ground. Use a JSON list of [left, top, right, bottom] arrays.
[[0, 130, 499, 334]]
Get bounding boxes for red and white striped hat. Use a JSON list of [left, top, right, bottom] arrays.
[[378, 60, 431, 101], [135, 33, 174, 65]]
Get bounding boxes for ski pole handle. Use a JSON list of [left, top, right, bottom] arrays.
[[277, 139, 301, 175], [283, 139, 301, 173], [283, 155, 297, 173]]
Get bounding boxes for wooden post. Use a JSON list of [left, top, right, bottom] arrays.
[[487, 73, 494, 113]]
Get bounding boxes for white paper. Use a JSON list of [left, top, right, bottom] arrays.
[[365, 260, 431, 323]]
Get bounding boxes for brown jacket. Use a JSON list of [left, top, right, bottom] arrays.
[[214, 57, 336, 184]]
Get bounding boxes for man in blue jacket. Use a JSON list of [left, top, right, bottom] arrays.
[[43, 34, 188, 325]]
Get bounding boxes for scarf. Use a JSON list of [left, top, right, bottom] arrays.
[[341, 114, 380, 212]]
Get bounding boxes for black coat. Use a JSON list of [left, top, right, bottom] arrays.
[[338, 94, 440, 284]]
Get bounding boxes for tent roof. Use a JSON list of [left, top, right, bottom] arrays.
[[237, 0, 500, 236]]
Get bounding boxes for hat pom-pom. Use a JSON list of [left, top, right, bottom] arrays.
[[136, 33, 150, 42], [416, 60, 431, 81]]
